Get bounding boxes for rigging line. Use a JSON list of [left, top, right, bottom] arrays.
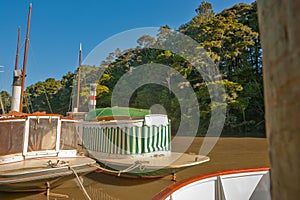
[[19, 40, 26, 56], [43, 86, 53, 114], [24, 93, 30, 112], [25, 93, 34, 113], [69, 81, 75, 112], [68, 90, 73, 112], [29, 96, 34, 113], [14, 40, 26, 71], [24, 94, 31, 113], [69, 76, 77, 112], [71, 76, 79, 112], [28, 40, 39, 69]]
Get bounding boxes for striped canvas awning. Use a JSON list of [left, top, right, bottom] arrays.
[[80, 118, 171, 156]]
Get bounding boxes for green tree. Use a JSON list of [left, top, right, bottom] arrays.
[[0, 90, 11, 114], [24, 72, 76, 115], [179, 1, 263, 135]]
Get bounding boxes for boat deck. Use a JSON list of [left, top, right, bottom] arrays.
[[0, 137, 270, 199]]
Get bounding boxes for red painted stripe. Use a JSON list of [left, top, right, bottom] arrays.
[[90, 96, 96, 100], [152, 166, 270, 200], [0, 112, 63, 120]]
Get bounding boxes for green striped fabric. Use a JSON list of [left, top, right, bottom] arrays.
[[81, 123, 171, 155]]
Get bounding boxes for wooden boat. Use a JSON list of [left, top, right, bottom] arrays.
[[0, 113, 98, 192], [0, 5, 97, 193], [0, 4, 97, 196], [77, 107, 209, 178]]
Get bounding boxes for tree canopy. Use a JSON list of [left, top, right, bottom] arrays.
[[1, 1, 264, 136]]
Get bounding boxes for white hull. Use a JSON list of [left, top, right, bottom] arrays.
[[0, 114, 98, 192], [0, 157, 97, 192], [88, 151, 209, 178], [153, 167, 271, 200]]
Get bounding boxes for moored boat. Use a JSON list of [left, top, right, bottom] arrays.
[[0, 112, 98, 192], [0, 4, 98, 193], [77, 107, 209, 178]]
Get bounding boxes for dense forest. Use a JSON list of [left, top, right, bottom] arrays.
[[0, 1, 264, 137]]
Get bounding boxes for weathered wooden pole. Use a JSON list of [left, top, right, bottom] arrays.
[[15, 27, 21, 71], [11, 27, 22, 112], [20, 3, 32, 112], [257, 1, 300, 199], [75, 43, 82, 112]]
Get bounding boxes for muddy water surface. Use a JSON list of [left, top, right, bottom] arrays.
[[0, 137, 269, 200]]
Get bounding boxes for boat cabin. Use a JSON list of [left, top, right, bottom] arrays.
[[0, 114, 79, 164], [77, 108, 171, 158]]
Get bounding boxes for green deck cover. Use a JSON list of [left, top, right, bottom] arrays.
[[87, 107, 150, 120]]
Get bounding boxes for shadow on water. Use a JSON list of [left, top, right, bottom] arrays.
[[0, 171, 167, 200], [86, 171, 164, 186], [0, 191, 45, 200]]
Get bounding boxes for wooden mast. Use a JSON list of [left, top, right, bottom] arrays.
[[76, 43, 82, 111], [15, 27, 21, 70], [19, 3, 32, 112], [10, 27, 22, 112]]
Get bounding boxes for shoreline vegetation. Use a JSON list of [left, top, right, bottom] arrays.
[[0, 1, 264, 137]]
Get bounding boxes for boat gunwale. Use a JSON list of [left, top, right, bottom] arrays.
[[95, 154, 210, 169], [152, 166, 270, 200], [0, 156, 97, 178], [0, 164, 97, 184]]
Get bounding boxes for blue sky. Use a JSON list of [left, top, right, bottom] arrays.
[[0, 0, 255, 93]]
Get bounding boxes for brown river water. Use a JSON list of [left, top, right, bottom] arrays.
[[0, 137, 269, 200]]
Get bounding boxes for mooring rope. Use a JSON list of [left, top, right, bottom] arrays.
[[93, 160, 147, 176], [46, 160, 92, 200], [69, 166, 92, 200]]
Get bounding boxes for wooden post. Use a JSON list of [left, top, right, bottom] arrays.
[[257, 1, 300, 199]]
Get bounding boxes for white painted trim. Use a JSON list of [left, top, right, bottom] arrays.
[[56, 117, 62, 152], [22, 118, 30, 156], [0, 154, 24, 164], [58, 150, 77, 157], [24, 150, 57, 159], [23, 116, 61, 158], [164, 170, 270, 200], [0, 119, 26, 123]]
